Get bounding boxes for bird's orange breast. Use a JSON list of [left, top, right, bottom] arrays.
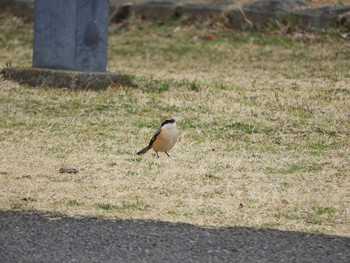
[[151, 128, 178, 152]]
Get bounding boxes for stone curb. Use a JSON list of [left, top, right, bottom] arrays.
[[109, 1, 350, 31], [1, 67, 134, 89], [2, 0, 350, 30]]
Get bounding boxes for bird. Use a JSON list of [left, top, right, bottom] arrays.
[[137, 117, 179, 158]]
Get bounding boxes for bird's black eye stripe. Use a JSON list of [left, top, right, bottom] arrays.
[[161, 119, 175, 127]]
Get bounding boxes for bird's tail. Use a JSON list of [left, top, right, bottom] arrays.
[[137, 145, 151, 155]]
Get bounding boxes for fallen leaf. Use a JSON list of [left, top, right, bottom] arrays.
[[281, 199, 289, 205], [201, 34, 216, 41]]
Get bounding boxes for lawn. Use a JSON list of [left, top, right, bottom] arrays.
[[0, 14, 349, 236]]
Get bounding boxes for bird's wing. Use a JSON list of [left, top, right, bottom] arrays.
[[148, 128, 161, 147]]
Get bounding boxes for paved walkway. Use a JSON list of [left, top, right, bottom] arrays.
[[1, 211, 349, 262]]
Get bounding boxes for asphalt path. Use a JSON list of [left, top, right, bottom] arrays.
[[0, 210, 349, 262]]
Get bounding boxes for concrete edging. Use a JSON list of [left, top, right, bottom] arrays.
[[1, 67, 133, 89], [109, 0, 350, 31], [2, 0, 350, 31]]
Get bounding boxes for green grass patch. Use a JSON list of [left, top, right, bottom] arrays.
[[95, 198, 151, 212]]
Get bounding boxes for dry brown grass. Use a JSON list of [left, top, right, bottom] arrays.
[[0, 15, 349, 236]]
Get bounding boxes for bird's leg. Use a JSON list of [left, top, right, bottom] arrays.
[[156, 152, 159, 158], [165, 152, 170, 157]]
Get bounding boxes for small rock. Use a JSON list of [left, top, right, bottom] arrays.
[[59, 167, 79, 174]]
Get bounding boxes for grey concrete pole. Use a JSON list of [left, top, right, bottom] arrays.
[[33, 0, 109, 72]]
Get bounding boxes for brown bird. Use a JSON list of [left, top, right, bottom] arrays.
[[137, 117, 179, 158]]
